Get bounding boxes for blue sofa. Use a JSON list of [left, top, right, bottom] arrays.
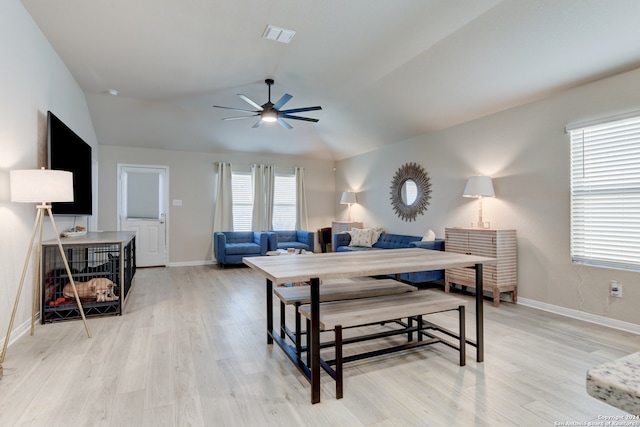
[[333, 232, 445, 283], [267, 230, 315, 252], [214, 231, 269, 266]]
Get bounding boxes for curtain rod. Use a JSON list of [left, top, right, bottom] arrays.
[[214, 162, 302, 169]]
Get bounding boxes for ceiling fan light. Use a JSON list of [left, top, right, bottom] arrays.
[[261, 110, 278, 122]]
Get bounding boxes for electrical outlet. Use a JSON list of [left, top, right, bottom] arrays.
[[610, 280, 623, 298]]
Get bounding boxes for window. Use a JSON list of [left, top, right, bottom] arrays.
[[273, 174, 296, 229], [231, 168, 297, 231], [569, 114, 640, 271], [231, 171, 252, 231]]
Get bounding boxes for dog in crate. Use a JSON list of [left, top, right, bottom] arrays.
[[44, 268, 79, 305], [62, 278, 118, 302], [96, 281, 119, 302]]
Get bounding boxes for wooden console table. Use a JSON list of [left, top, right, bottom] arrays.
[[244, 248, 496, 404]]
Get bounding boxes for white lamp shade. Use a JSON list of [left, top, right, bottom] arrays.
[[463, 176, 495, 198], [340, 191, 357, 204], [10, 169, 74, 203]]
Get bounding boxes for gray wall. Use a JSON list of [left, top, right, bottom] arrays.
[[0, 0, 99, 344], [335, 67, 640, 327], [98, 145, 336, 264]]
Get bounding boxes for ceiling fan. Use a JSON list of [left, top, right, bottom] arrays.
[[213, 79, 321, 129]]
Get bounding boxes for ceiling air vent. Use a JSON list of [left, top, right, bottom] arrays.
[[262, 25, 296, 44]]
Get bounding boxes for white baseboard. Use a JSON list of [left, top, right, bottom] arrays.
[[167, 260, 214, 267], [518, 297, 640, 335], [0, 315, 37, 353]]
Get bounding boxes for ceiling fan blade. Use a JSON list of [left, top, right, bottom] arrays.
[[280, 106, 322, 114], [238, 94, 263, 110], [281, 114, 319, 123], [277, 118, 293, 129], [272, 93, 293, 110], [252, 119, 263, 128], [213, 105, 259, 113], [222, 115, 259, 121]]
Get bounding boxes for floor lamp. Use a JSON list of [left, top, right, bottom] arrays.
[[1, 169, 91, 379]]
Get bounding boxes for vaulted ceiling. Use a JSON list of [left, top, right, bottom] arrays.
[[20, 0, 640, 160]]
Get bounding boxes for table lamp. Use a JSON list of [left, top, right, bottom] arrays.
[[340, 191, 357, 222], [1, 168, 91, 377], [463, 175, 495, 229]]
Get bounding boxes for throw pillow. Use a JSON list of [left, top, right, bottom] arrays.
[[421, 229, 436, 242], [370, 226, 385, 245], [349, 228, 374, 247]]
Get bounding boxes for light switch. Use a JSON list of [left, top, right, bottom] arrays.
[[172, 199, 182, 206]]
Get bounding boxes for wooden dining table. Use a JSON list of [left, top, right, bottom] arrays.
[[244, 247, 496, 404]]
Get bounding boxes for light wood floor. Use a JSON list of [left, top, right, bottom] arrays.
[[1, 265, 638, 426]]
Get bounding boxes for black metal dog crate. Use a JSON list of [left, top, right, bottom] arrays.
[[40, 232, 136, 323]]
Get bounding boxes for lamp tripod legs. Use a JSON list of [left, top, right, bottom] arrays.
[[0, 207, 43, 368], [31, 207, 45, 336], [46, 208, 91, 339], [0, 206, 92, 379]]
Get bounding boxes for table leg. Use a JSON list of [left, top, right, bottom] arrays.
[[459, 305, 466, 366], [475, 263, 484, 362], [266, 278, 273, 345], [310, 276, 321, 404]]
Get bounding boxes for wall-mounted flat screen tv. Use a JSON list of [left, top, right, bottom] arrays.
[[47, 111, 93, 216]]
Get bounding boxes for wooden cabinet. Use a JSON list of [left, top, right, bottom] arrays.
[[444, 228, 517, 307]]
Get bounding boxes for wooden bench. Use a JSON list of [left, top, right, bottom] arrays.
[[299, 290, 468, 399], [273, 279, 416, 357]]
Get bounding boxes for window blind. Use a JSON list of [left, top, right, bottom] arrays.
[[232, 171, 298, 231], [231, 172, 253, 231], [273, 174, 296, 229], [570, 115, 640, 271]]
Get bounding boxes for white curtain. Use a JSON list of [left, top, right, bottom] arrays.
[[213, 162, 233, 232], [251, 164, 275, 230], [295, 166, 308, 230], [265, 165, 275, 229]]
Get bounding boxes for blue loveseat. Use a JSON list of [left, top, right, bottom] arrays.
[[334, 232, 445, 284], [214, 231, 269, 266], [267, 230, 315, 252]]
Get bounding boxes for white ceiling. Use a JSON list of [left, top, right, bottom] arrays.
[[20, 0, 640, 161]]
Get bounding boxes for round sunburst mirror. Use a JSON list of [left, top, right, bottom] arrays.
[[390, 162, 432, 222]]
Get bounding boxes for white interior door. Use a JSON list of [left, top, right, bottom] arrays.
[[118, 164, 168, 267]]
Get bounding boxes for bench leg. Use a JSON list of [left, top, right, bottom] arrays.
[[306, 318, 311, 368], [408, 317, 413, 342], [335, 325, 343, 399], [417, 315, 423, 342], [459, 305, 466, 366], [280, 300, 286, 339], [295, 302, 302, 358]]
